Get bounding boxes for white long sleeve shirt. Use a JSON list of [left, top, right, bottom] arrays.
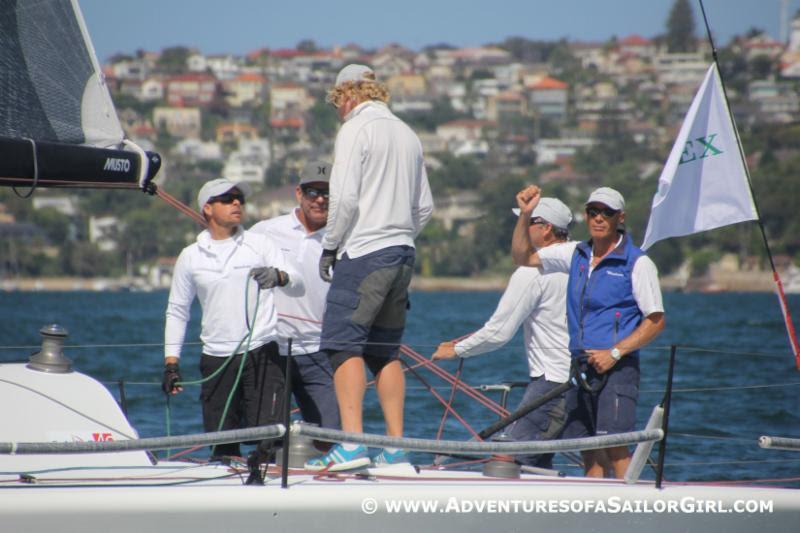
[[250, 209, 328, 355], [322, 100, 434, 259], [164, 227, 301, 359], [455, 266, 572, 383]]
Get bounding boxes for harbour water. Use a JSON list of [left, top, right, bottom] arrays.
[[1, 289, 798, 485]]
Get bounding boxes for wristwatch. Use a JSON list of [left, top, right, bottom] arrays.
[[610, 347, 622, 361]]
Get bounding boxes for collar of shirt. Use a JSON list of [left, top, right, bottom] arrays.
[[196, 225, 244, 254], [344, 99, 389, 121], [291, 207, 326, 239]]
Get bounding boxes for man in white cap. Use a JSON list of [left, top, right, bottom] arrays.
[[432, 197, 573, 470], [306, 64, 434, 471], [163, 178, 301, 460], [250, 161, 340, 431], [511, 185, 665, 479]]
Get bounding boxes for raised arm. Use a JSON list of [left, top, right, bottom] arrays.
[[511, 185, 543, 267]]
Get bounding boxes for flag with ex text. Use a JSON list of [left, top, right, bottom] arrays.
[[641, 64, 757, 251]]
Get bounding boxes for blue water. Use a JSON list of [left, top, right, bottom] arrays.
[[1, 290, 799, 486]]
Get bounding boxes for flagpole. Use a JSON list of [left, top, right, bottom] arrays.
[[697, 0, 800, 368]]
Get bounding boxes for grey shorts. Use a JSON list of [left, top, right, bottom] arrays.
[[320, 246, 415, 373]]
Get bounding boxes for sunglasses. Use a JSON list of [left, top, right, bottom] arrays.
[[530, 217, 547, 226], [586, 206, 618, 218], [211, 192, 245, 205], [302, 186, 329, 200]]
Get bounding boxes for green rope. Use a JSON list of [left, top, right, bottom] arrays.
[[163, 277, 261, 457]]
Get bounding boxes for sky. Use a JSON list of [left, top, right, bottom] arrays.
[[80, 0, 800, 62]]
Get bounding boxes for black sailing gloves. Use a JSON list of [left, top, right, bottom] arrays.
[[162, 362, 182, 395], [249, 267, 290, 290], [319, 248, 337, 283]]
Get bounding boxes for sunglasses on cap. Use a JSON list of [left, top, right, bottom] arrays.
[[302, 186, 329, 200], [210, 192, 246, 205], [586, 205, 618, 218], [530, 216, 548, 225]]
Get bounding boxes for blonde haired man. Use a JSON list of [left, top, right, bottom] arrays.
[[307, 64, 434, 471]]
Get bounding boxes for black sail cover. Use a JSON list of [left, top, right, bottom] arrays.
[[0, 0, 159, 189]]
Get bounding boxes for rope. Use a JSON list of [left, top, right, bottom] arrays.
[[162, 279, 261, 452], [401, 345, 509, 417], [155, 186, 207, 227], [436, 358, 464, 441], [401, 360, 482, 440]]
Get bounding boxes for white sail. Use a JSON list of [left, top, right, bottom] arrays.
[[0, 0, 123, 147]]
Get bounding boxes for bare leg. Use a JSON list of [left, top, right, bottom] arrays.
[[334, 357, 366, 434], [374, 359, 405, 437], [582, 450, 604, 478], [606, 445, 631, 479], [582, 449, 613, 478]]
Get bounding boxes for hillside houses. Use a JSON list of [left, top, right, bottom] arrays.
[[99, 23, 800, 232]]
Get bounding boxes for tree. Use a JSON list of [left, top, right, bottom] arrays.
[[308, 98, 339, 144], [665, 0, 697, 53], [157, 46, 192, 74], [296, 39, 318, 53], [426, 154, 485, 195]]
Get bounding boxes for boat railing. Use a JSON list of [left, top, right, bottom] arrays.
[[290, 424, 663, 456], [0, 424, 286, 455], [758, 436, 800, 452]]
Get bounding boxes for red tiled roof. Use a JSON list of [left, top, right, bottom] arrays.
[[270, 117, 304, 128], [246, 48, 270, 61], [620, 34, 652, 46], [270, 48, 305, 58], [234, 73, 267, 83], [528, 76, 568, 90], [271, 82, 304, 89]]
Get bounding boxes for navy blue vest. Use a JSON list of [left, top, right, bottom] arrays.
[[566, 234, 645, 358]]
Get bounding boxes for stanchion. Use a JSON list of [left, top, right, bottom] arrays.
[[281, 339, 293, 489], [655, 344, 677, 489]]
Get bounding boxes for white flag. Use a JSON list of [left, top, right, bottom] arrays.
[[641, 64, 758, 250]]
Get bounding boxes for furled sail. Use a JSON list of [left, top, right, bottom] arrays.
[[0, 0, 160, 191]]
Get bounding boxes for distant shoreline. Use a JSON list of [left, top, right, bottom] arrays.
[[1, 270, 793, 294]]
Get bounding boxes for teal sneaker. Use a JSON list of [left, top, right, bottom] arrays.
[[372, 448, 410, 467], [304, 444, 370, 472]]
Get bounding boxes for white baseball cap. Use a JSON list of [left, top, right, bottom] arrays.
[[197, 178, 252, 211], [512, 197, 573, 230], [585, 187, 625, 211], [335, 64, 375, 86]]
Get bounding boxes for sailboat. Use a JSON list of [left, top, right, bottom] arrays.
[[0, 1, 798, 531]]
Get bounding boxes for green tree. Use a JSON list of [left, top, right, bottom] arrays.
[[156, 46, 193, 74], [308, 98, 339, 144], [666, 0, 697, 53], [296, 39, 318, 53], [426, 154, 485, 195]]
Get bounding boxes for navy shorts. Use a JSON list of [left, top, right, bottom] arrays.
[[508, 376, 568, 469], [561, 355, 640, 439], [320, 246, 415, 372]]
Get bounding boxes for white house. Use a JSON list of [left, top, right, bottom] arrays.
[[89, 216, 124, 252]]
